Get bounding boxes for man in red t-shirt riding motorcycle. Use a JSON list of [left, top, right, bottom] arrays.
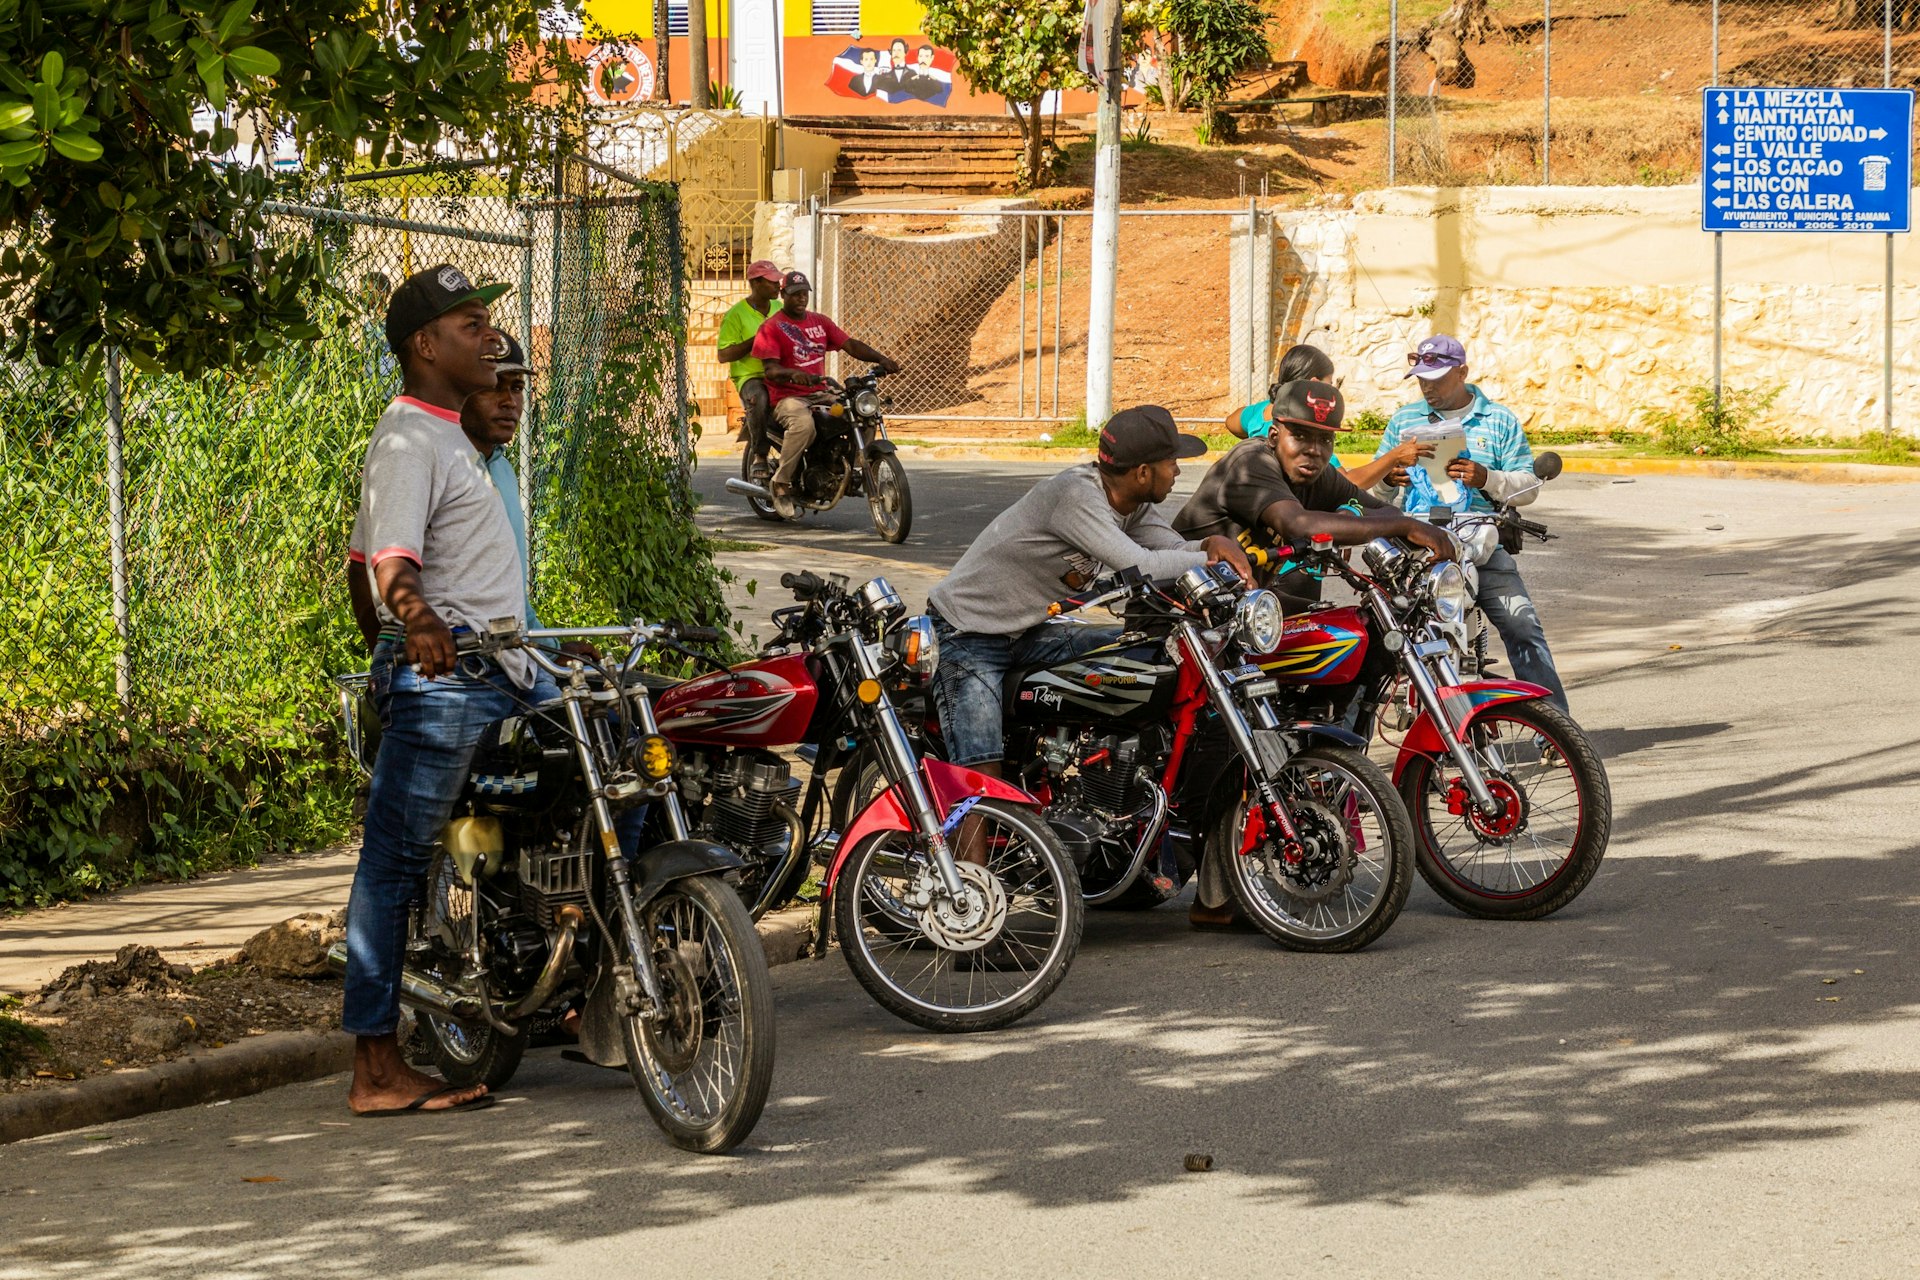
[[750, 270, 901, 520]]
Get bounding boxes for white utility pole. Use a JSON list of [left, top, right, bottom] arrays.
[[1084, 0, 1123, 429]]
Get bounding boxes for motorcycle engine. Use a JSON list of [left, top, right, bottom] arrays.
[[701, 749, 802, 856], [1039, 728, 1165, 871]]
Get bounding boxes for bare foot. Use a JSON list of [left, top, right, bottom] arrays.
[[347, 1033, 488, 1114]]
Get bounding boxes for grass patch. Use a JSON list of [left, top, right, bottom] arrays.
[[1641, 383, 1781, 458], [707, 537, 776, 554], [0, 1002, 49, 1076], [1838, 436, 1920, 466]]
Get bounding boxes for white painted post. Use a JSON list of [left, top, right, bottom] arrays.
[[1085, 1, 1123, 429]]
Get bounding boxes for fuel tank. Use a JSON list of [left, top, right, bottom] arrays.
[[654, 653, 821, 748], [1249, 605, 1369, 687], [1009, 638, 1177, 728]]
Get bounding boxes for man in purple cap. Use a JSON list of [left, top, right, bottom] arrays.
[[716, 259, 785, 483], [1377, 334, 1568, 710], [927, 406, 1252, 787]]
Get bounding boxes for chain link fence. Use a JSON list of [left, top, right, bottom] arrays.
[[0, 161, 702, 901], [819, 206, 1257, 428], [1339, 0, 1920, 186]]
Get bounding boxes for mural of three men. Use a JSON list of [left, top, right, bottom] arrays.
[[827, 38, 955, 107]]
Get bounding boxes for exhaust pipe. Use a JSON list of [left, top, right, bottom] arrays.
[[506, 905, 582, 1020], [725, 477, 772, 500], [325, 941, 485, 1022]]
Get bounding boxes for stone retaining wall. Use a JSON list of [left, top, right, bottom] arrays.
[[1268, 186, 1920, 437]]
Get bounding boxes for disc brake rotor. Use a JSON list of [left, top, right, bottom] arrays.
[[1261, 798, 1354, 902], [915, 862, 1009, 953], [643, 942, 706, 1074], [1449, 773, 1528, 842]]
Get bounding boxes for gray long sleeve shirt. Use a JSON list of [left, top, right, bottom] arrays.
[[928, 463, 1207, 635]]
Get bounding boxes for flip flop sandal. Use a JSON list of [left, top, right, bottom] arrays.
[[355, 1085, 496, 1118]]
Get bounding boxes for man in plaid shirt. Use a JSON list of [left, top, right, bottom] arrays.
[[1375, 334, 1568, 711]]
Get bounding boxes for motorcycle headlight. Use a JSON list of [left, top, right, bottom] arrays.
[[1233, 589, 1285, 655], [1427, 561, 1469, 623], [852, 388, 882, 419], [885, 615, 939, 681]]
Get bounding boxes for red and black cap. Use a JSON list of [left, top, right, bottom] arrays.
[[1269, 379, 1348, 431], [385, 264, 511, 357], [1098, 404, 1209, 468]]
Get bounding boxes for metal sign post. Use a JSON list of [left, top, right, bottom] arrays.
[[1702, 86, 1913, 434]]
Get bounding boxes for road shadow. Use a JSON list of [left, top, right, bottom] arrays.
[[6, 845, 1918, 1275]]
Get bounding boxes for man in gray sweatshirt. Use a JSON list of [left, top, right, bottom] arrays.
[[927, 405, 1251, 778]]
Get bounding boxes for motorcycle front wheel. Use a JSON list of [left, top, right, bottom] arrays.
[[865, 451, 912, 543], [620, 873, 776, 1153], [1399, 700, 1611, 920], [1212, 745, 1413, 953], [834, 799, 1082, 1032]]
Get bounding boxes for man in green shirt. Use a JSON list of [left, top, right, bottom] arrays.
[[716, 259, 784, 482]]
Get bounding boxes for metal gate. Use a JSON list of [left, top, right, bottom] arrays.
[[814, 205, 1268, 427]]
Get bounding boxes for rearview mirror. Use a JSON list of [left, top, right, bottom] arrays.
[[1533, 452, 1563, 481]]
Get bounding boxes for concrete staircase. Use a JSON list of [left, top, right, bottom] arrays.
[[785, 116, 1026, 197]]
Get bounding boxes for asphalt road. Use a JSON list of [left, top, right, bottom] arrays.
[[6, 466, 1920, 1279]]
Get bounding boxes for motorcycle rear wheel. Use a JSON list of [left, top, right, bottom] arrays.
[[1399, 700, 1611, 920], [620, 873, 776, 1153], [741, 448, 782, 522], [865, 451, 912, 543], [834, 799, 1082, 1032], [412, 853, 527, 1090], [1213, 745, 1413, 953]]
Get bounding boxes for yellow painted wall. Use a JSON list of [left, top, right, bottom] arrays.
[[587, 0, 930, 45]]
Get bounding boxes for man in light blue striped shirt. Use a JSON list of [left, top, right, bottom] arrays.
[[1375, 335, 1568, 710]]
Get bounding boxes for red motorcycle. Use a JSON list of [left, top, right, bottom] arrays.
[[1254, 507, 1611, 919], [652, 571, 1082, 1032]]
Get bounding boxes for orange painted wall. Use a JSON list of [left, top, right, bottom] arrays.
[[564, 34, 1117, 117]]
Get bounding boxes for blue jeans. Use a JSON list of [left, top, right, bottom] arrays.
[[930, 615, 1122, 767], [1476, 549, 1568, 713], [343, 644, 562, 1038]]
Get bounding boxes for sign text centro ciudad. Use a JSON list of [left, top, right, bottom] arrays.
[[1701, 86, 1914, 233]]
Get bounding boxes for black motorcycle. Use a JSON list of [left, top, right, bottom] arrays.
[[725, 367, 913, 544], [327, 618, 776, 1154]]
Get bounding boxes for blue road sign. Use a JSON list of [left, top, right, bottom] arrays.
[[1702, 87, 1913, 233]]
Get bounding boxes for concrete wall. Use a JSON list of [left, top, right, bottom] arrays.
[[1270, 186, 1920, 437]]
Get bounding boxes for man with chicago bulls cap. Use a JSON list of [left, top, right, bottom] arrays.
[[1173, 379, 1455, 931]]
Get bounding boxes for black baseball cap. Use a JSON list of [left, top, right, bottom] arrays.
[[781, 270, 811, 293], [1098, 404, 1208, 468], [486, 331, 535, 377], [1269, 379, 1348, 432], [385, 264, 511, 357]]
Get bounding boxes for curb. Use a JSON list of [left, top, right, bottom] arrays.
[[0, 904, 819, 1146], [692, 442, 1920, 483]]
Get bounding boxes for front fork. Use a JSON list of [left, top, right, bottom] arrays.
[[558, 671, 672, 1018], [1176, 621, 1305, 851], [847, 635, 971, 901], [1362, 587, 1502, 815]]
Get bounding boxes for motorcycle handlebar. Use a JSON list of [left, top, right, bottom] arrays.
[[781, 570, 827, 600], [664, 622, 723, 645]]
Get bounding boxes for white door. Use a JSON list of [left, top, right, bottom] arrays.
[[728, 0, 783, 116]]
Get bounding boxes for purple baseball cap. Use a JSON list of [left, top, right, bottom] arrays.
[[1405, 334, 1467, 380]]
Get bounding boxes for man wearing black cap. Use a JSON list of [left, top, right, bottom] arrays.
[[1173, 380, 1454, 931], [927, 406, 1251, 786], [750, 270, 900, 519], [1177, 379, 1456, 612], [340, 265, 546, 1117]]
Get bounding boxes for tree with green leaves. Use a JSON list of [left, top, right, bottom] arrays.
[[1150, 0, 1269, 140], [0, 0, 582, 376], [920, 0, 1087, 186]]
